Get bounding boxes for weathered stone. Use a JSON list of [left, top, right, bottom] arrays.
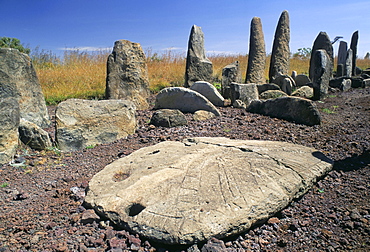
[[337, 41, 347, 67], [201, 238, 226, 252], [150, 109, 188, 128], [269, 10, 290, 82], [221, 61, 241, 99], [56, 99, 136, 152], [85, 137, 332, 244], [363, 79, 370, 87], [19, 119, 53, 150], [291, 86, 314, 99], [0, 97, 20, 165], [329, 78, 351, 91], [246, 17, 266, 84], [291, 70, 297, 80], [309, 32, 334, 80], [190, 81, 224, 107], [105, 40, 150, 110], [295, 74, 311, 87], [229, 83, 259, 107], [184, 25, 213, 87], [193, 110, 216, 121], [337, 64, 344, 77], [350, 31, 359, 76], [259, 90, 288, 100], [271, 74, 296, 95], [247, 96, 321, 126], [256, 83, 280, 94], [312, 49, 332, 100], [351, 77, 364, 88], [345, 49, 353, 77], [0, 48, 50, 128], [154, 87, 220, 116], [232, 99, 246, 109]]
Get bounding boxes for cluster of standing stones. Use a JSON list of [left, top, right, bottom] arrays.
[[0, 9, 367, 245]]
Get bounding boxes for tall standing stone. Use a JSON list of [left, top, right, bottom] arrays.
[[0, 48, 50, 128], [312, 49, 332, 100], [246, 17, 266, 84], [337, 41, 347, 77], [345, 49, 353, 77], [309, 32, 334, 80], [350, 31, 359, 76], [106, 40, 150, 110], [221, 61, 241, 99], [184, 25, 213, 88], [269, 10, 290, 83]]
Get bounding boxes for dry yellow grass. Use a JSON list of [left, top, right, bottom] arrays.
[[35, 50, 370, 105]]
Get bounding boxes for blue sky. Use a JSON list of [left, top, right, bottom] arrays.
[[1, 0, 369, 58]]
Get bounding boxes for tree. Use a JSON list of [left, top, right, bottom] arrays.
[[293, 47, 311, 59], [0, 37, 30, 54]]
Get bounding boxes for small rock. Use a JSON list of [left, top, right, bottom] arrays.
[[267, 217, 280, 225], [80, 209, 100, 225]]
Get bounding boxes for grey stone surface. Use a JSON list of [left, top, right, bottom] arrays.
[[247, 96, 321, 126], [193, 110, 216, 121], [345, 49, 353, 77], [350, 31, 359, 76], [19, 119, 53, 150], [85, 137, 333, 244], [150, 109, 188, 128], [229, 83, 259, 107], [269, 10, 290, 82], [312, 49, 333, 100], [291, 86, 314, 99], [295, 74, 311, 87], [154, 87, 220, 116], [0, 97, 20, 165], [271, 74, 296, 95], [232, 99, 247, 109], [56, 99, 136, 152], [221, 61, 241, 99], [184, 25, 213, 87], [190, 81, 224, 107], [246, 17, 266, 84], [256, 83, 280, 94], [0, 48, 50, 128], [329, 78, 351, 91], [259, 90, 288, 100], [105, 40, 150, 110], [309, 32, 334, 80], [337, 41, 348, 70]]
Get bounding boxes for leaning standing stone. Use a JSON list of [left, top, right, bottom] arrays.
[[0, 48, 50, 128], [246, 17, 266, 84], [312, 49, 332, 100], [309, 32, 334, 80], [350, 30, 359, 76], [184, 25, 213, 87], [269, 10, 290, 82], [106, 40, 150, 110]]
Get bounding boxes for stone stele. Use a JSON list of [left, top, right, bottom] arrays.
[[85, 137, 333, 245]]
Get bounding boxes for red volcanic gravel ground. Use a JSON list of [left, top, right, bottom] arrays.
[[0, 87, 369, 252]]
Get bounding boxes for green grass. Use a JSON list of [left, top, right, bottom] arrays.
[[0, 182, 8, 188]]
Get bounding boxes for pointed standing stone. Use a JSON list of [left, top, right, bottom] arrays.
[[350, 31, 359, 76], [246, 17, 266, 84], [269, 10, 290, 83], [184, 25, 213, 88], [309, 32, 334, 80], [312, 49, 332, 100], [106, 40, 150, 110]]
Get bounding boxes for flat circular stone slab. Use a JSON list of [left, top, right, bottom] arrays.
[[85, 137, 333, 245]]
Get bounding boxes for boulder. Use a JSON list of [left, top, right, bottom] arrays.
[[0, 48, 50, 128], [312, 49, 332, 100], [229, 83, 259, 107], [105, 40, 150, 110], [259, 90, 287, 100], [295, 74, 311, 87], [190, 81, 224, 107], [271, 74, 296, 95], [246, 17, 266, 84], [56, 99, 136, 152], [19, 119, 53, 150], [232, 100, 247, 109], [150, 109, 188, 128], [309, 32, 334, 80], [269, 10, 290, 82], [291, 86, 314, 99], [0, 97, 20, 165], [256, 83, 280, 94], [350, 31, 359, 76], [154, 87, 221, 116], [84, 137, 333, 245], [184, 25, 213, 87], [221, 61, 241, 99], [351, 77, 364, 88], [193, 110, 216, 121], [329, 78, 351, 91], [247, 96, 321, 126]]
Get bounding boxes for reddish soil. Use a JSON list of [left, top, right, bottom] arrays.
[[0, 87, 369, 252]]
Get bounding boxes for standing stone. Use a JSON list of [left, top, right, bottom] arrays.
[[309, 32, 334, 80], [350, 31, 359, 76], [246, 17, 266, 84], [221, 61, 241, 99], [337, 41, 347, 66], [106, 40, 150, 110], [0, 48, 50, 128], [229, 83, 259, 107], [345, 49, 353, 77], [0, 97, 20, 165], [184, 25, 213, 88], [269, 10, 290, 83], [312, 49, 332, 100]]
